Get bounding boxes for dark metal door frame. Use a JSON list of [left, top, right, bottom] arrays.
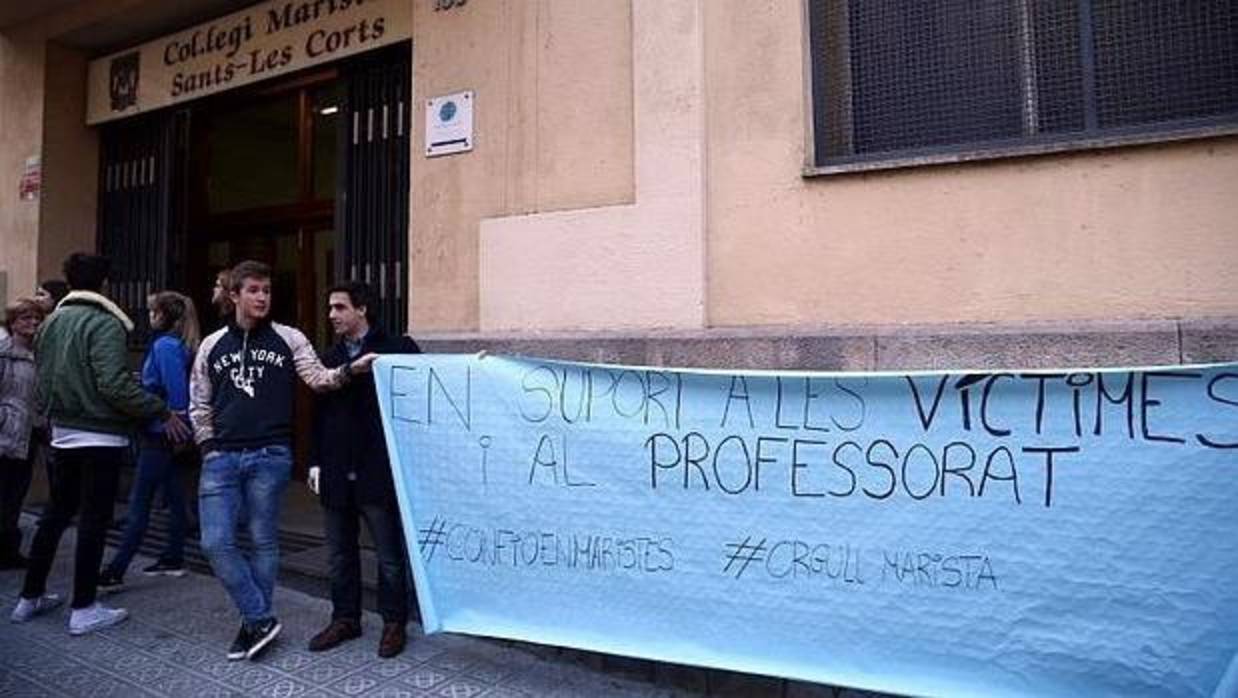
[[338, 43, 411, 335]]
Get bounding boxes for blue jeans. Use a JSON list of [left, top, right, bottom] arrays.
[[198, 445, 291, 625], [105, 439, 187, 576]]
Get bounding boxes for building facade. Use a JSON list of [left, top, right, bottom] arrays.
[[2, 0, 1235, 366]]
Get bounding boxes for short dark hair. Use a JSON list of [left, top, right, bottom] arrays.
[[38, 279, 69, 306], [230, 260, 272, 292], [328, 281, 377, 323], [63, 253, 111, 292]]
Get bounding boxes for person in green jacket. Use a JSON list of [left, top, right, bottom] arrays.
[[10, 253, 191, 636]]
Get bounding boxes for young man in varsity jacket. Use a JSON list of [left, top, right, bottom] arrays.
[[306, 282, 419, 659], [189, 260, 377, 661]]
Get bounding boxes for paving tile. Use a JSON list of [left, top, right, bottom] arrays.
[[324, 645, 380, 669], [433, 676, 490, 698], [427, 649, 481, 673], [364, 682, 422, 698], [478, 688, 533, 698], [329, 670, 385, 696], [0, 513, 895, 698], [258, 676, 320, 698], [463, 659, 508, 684], [406, 639, 449, 663], [366, 656, 419, 680], [196, 657, 250, 681], [397, 665, 451, 691], [166, 640, 219, 667], [52, 669, 144, 698], [291, 656, 365, 685], [0, 674, 68, 698], [218, 665, 283, 692], [108, 652, 178, 683], [148, 674, 234, 697], [267, 649, 320, 674]]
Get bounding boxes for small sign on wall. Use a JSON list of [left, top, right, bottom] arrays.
[[425, 91, 473, 157], [19, 156, 41, 201]]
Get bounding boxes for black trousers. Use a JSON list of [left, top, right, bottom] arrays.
[[22, 447, 123, 609], [0, 455, 34, 560], [324, 487, 409, 625]]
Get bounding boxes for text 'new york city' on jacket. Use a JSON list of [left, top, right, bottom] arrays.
[[189, 318, 352, 453]]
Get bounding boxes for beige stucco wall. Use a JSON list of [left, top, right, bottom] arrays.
[[0, 0, 132, 304], [39, 42, 97, 282], [476, 0, 705, 332], [703, 2, 1238, 327], [456, 1, 1238, 333], [409, 0, 635, 331], [5, 1, 1235, 333], [0, 35, 46, 304]]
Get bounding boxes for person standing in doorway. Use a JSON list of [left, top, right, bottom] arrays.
[[0, 298, 47, 569], [190, 260, 377, 661], [210, 269, 234, 326], [98, 292, 201, 591], [306, 282, 419, 659], [11, 253, 190, 635]]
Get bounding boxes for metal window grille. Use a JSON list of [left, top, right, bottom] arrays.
[[808, 0, 1238, 169], [97, 110, 190, 347]]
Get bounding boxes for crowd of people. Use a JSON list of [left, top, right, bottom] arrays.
[[2, 252, 420, 661]]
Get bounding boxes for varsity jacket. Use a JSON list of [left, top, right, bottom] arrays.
[[189, 319, 352, 452]]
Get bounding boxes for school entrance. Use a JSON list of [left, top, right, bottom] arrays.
[[96, 43, 411, 536]]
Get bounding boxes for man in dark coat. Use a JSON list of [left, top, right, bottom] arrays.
[[307, 281, 419, 659]]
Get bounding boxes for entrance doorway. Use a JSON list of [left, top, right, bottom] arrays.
[[189, 72, 342, 487], [192, 74, 341, 347], [95, 43, 412, 537]]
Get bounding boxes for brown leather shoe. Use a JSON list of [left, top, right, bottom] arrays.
[[307, 619, 362, 652], [377, 622, 406, 659]]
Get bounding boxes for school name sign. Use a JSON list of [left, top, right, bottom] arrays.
[[86, 0, 410, 124], [375, 355, 1238, 698]]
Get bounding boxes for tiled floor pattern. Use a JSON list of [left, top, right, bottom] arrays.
[[0, 526, 893, 698]]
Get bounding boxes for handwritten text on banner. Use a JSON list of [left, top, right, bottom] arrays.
[[375, 355, 1238, 698]]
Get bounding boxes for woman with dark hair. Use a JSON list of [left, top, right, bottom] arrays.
[[98, 291, 200, 589], [33, 280, 69, 312]]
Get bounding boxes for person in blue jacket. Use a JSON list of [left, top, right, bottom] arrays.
[[98, 291, 200, 589]]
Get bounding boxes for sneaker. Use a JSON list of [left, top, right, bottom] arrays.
[[97, 571, 125, 594], [227, 624, 251, 661], [67, 603, 128, 635], [10, 593, 63, 622], [229, 618, 282, 661], [142, 561, 187, 577], [246, 617, 281, 660]]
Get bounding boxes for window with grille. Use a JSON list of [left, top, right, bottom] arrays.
[[807, 0, 1238, 172]]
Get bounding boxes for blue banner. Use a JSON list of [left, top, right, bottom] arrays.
[[374, 355, 1238, 698]]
